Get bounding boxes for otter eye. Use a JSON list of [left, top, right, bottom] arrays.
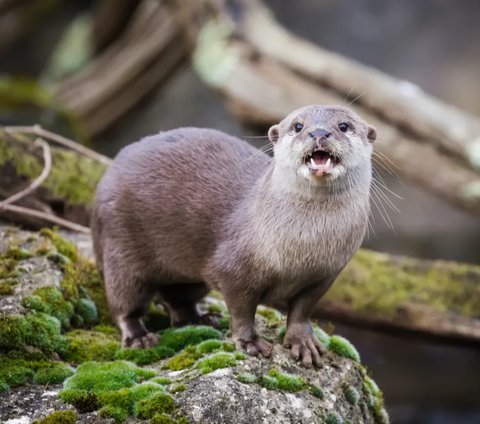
[[294, 122, 304, 133], [338, 122, 350, 133]]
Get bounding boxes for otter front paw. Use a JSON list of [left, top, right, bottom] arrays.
[[123, 332, 159, 349], [234, 336, 273, 358], [283, 331, 326, 368]]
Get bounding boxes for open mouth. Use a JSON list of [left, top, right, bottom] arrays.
[[305, 149, 340, 176]]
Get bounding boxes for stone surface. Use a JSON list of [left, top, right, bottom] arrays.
[[0, 225, 387, 423]]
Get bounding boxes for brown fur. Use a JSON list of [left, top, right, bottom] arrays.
[[91, 105, 376, 366]]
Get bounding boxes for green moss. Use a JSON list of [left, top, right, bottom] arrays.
[[62, 361, 155, 395], [343, 384, 360, 405], [217, 316, 230, 332], [206, 303, 225, 314], [327, 335, 360, 362], [23, 287, 75, 329], [327, 248, 480, 319], [39, 228, 78, 261], [222, 342, 235, 352], [266, 369, 305, 392], [196, 339, 223, 354], [277, 326, 287, 342], [0, 278, 17, 295], [361, 372, 389, 424], [158, 325, 222, 352], [59, 389, 100, 412], [310, 384, 324, 399], [170, 384, 187, 393], [134, 391, 175, 419], [5, 246, 33, 260], [33, 410, 78, 424], [74, 298, 98, 326], [0, 378, 9, 393], [196, 352, 239, 374], [93, 324, 119, 337], [164, 346, 202, 371], [34, 362, 73, 384], [99, 405, 129, 423], [312, 324, 331, 345], [0, 363, 34, 387], [115, 345, 174, 366], [2, 128, 106, 206], [0, 357, 73, 388], [258, 374, 278, 390], [152, 377, 172, 385], [150, 413, 178, 424], [325, 411, 344, 424], [237, 372, 257, 384], [99, 382, 165, 414], [0, 312, 65, 355], [64, 329, 119, 363], [61, 258, 110, 324], [256, 306, 283, 326]]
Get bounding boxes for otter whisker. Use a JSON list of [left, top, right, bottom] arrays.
[[371, 182, 400, 212], [372, 153, 402, 183], [344, 83, 357, 103], [347, 91, 366, 106], [371, 173, 403, 200], [370, 189, 397, 233]]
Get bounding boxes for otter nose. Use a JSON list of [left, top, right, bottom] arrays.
[[308, 128, 331, 140]]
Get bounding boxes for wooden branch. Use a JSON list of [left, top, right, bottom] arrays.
[[4, 125, 112, 166], [0, 126, 108, 228], [55, 0, 188, 137], [1, 138, 51, 205], [315, 249, 480, 347], [166, 0, 480, 217], [0, 203, 91, 234]]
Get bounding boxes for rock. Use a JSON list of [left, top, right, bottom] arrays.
[[0, 225, 388, 423]]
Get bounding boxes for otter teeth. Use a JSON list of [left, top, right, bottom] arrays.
[[309, 157, 333, 170]]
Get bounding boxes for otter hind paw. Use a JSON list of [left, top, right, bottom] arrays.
[[235, 336, 273, 358], [123, 332, 159, 349], [284, 334, 325, 368]]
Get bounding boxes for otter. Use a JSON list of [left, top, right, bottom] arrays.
[[91, 104, 376, 367]]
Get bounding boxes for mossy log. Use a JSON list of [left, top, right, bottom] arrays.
[[165, 0, 480, 217], [0, 126, 108, 228], [318, 250, 480, 346]]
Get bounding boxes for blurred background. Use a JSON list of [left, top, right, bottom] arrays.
[[1, 0, 480, 423]]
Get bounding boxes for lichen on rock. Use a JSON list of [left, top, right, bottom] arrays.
[[0, 226, 389, 423]]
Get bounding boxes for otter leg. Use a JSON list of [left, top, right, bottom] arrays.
[[283, 282, 331, 368], [220, 284, 273, 358], [104, 262, 159, 348], [158, 283, 210, 327]]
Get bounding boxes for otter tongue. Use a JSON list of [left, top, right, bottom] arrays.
[[312, 150, 330, 165]]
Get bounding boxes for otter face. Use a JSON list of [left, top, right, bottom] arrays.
[[268, 105, 376, 185]]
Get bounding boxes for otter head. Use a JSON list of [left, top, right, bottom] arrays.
[[268, 105, 376, 186]]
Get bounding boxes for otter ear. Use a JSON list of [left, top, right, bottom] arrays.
[[268, 124, 280, 144], [367, 125, 377, 143]]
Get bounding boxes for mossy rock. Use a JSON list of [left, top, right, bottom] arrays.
[[0, 226, 388, 423]]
